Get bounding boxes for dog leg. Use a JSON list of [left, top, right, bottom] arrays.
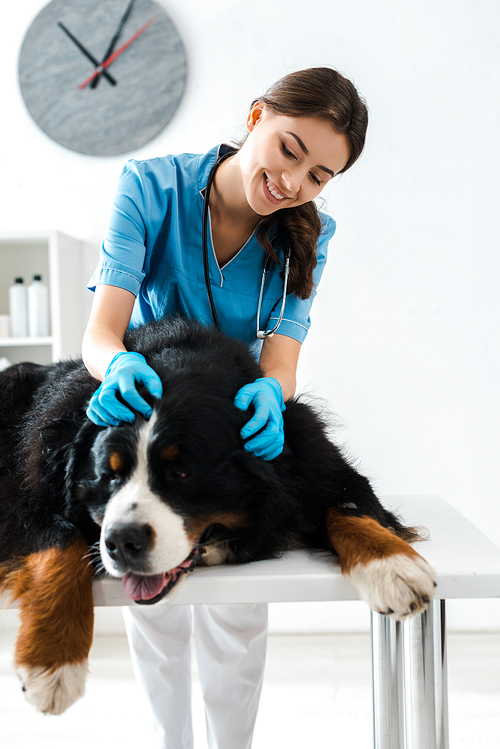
[[326, 509, 436, 620], [2, 536, 94, 714]]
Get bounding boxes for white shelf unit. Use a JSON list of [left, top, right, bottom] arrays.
[[0, 231, 83, 365]]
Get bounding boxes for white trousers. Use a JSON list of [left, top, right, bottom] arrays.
[[123, 603, 268, 749]]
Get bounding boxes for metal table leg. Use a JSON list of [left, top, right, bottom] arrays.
[[371, 613, 405, 748], [403, 599, 449, 749], [371, 600, 449, 749]]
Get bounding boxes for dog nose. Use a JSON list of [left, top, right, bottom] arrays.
[[105, 523, 153, 566]]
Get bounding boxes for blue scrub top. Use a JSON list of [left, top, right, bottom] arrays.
[[88, 144, 336, 358]]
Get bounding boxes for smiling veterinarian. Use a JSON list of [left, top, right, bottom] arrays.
[[82, 67, 368, 749]]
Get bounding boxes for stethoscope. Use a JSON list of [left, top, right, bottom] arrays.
[[202, 147, 292, 339]]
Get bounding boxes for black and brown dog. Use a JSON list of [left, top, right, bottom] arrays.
[[0, 316, 435, 715]]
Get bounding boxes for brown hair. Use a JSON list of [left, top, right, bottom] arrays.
[[239, 67, 368, 299]]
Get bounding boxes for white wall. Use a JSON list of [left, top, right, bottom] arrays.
[[1, 0, 499, 631]]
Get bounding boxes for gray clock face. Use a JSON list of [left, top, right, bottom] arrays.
[[19, 0, 187, 156]]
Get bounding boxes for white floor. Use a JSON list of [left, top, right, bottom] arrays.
[[1, 625, 500, 748]]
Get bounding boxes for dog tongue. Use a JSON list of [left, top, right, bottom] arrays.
[[123, 572, 165, 602]]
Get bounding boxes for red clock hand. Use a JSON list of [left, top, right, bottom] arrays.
[[78, 14, 158, 90]]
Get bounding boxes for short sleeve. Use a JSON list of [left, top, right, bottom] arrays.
[[87, 161, 151, 295], [266, 212, 336, 343]]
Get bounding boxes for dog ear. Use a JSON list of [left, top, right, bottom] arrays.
[[230, 448, 276, 481], [61, 419, 106, 546], [221, 449, 295, 562], [228, 450, 291, 519], [64, 419, 103, 501]]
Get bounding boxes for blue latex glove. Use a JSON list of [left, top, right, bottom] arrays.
[[234, 377, 286, 460], [87, 352, 163, 427]]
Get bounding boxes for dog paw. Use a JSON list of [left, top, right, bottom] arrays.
[[348, 553, 436, 621], [17, 661, 88, 715]]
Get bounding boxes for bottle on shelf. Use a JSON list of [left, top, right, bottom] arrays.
[[28, 274, 50, 337], [9, 277, 28, 337]]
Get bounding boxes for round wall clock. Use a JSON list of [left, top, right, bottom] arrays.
[[18, 0, 187, 156]]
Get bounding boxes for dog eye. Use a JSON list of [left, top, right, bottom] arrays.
[[168, 469, 189, 480]]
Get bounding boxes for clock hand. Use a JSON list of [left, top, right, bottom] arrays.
[[58, 22, 117, 86], [91, 0, 137, 89], [78, 14, 158, 90]]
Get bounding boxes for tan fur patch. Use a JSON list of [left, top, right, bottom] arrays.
[[146, 524, 157, 551], [5, 537, 94, 673], [161, 445, 180, 462], [202, 542, 236, 566], [326, 508, 422, 574], [184, 512, 247, 544], [0, 560, 19, 592], [109, 452, 123, 473]]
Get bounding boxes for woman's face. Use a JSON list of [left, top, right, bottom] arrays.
[[237, 103, 351, 217]]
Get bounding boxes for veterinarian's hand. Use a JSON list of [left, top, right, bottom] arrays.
[[234, 377, 285, 460], [86, 352, 163, 426]]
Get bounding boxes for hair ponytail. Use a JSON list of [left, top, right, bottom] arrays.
[[256, 204, 322, 300]]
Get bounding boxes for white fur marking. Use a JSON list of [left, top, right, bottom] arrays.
[[101, 414, 191, 576], [17, 661, 88, 715], [348, 553, 436, 620]]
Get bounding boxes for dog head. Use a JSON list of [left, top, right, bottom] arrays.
[[65, 381, 285, 604]]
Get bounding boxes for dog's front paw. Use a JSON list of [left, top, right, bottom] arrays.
[[349, 553, 436, 621], [17, 661, 88, 715]]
